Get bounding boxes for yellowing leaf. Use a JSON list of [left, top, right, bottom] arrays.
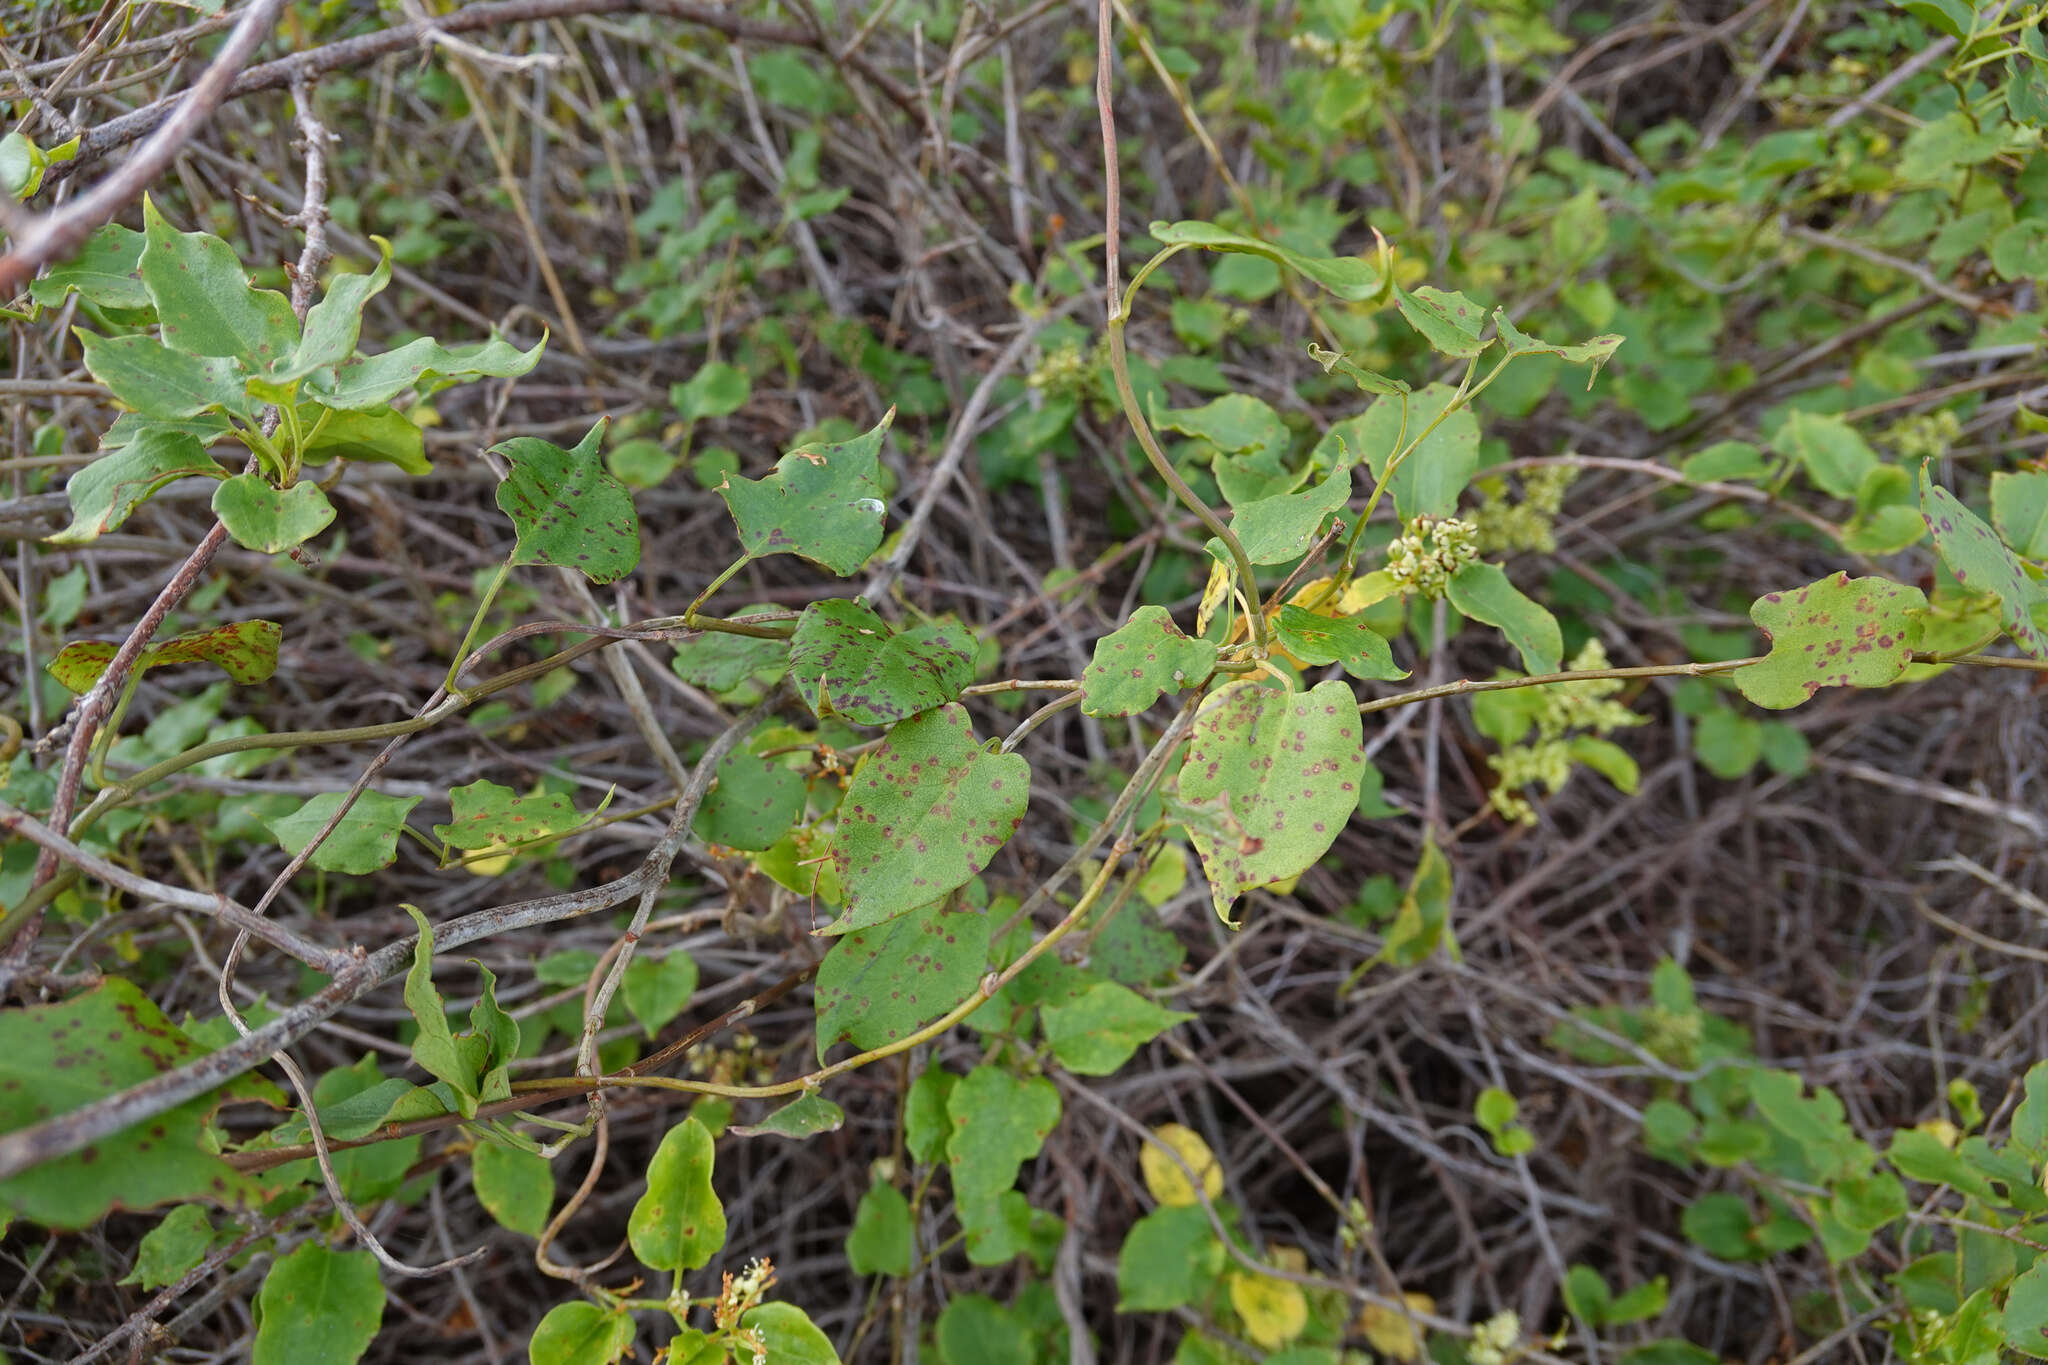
[[1140, 1122, 1222, 1206], [1340, 570, 1403, 613], [1360, 1292, 1436, 1361], [1196, 557, 1232, 636], [1228, 1270, 1307, 1349]]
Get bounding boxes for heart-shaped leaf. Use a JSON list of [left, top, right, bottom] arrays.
[[628, 1118, 726, 1271], [719, 410, 894, 574], [264, 790, 422, 875], [1173, 678, 1366, 925], [493, 419, 641, 584], [828, 703, 1030, 934], [788, 598, 974, 726], [46, 428, 226, 545], [212, 474, 336, 554], [1734, 573, 1929, 709], [1080, 605, 1218, 716], [47, 618, 282, 693], [1923, 466, 2048, 657]]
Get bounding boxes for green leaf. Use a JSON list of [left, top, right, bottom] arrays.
[[946, 1065, 1060, 1211], [473, 1141, 553, 1236], [1080, 604, 1218, 716], [695, 748, 807, 851], [906, 1065, 959, 1162], [0, 130, 46, 199], [1694, 709, 1762, 779], [211, 474, 336, 554], [1680, 440, 1769, 483], [1307, 342, 1410, 396], [527, 1302, 635, 1365], [46, 429, 227, 545], [621, 950, 698, 1039], [1569, 736, 1640, 793], [1394, 283, 1490, 357], [399, 906, 480, 1116], [846, 1179, 914, 1276], [0, 980, 277, 1228], [47, 617, 281, 694], [272, 240, 393, 382], [1041, 981, 1192, 1076], [732, 1092, 845, 1139], [120, 1204, 214, 1290], [1156, 393, 1289, 459], [1273, 604, 1406, 680], [250, 1244, 382, 1365], [2006, 1259, 2048, 1358], [1734, 573, 1928, 709], [1355, 382, 1480, 519], [78, 331, 249, 419], [1993, 470, 2048, 559], [1172, 679, 1366, 925], [719, 411, 894, 574], [1224, 467, 1351, 565], [1774, 411, 1877, 500], [31, 223, 148, 309], [304, 332, 544, 410], [789, 599, 973, 725], [139, 198, 297, 365], [433, 778, 588, 854], [672, 361, 751, 420], [737, 1303, 842, 1365], [1375, 835, 1459, 967], [266, 791, 421, 876], [1446, 561, 1563, 675], [827, 704, 1030, 933], [295, 405, 429, 475], [627, 1117, 726, 1271], [816, 892, 989, 1059], [1117, 1204, 1222, 1310], [1493, 311, 1623, 388], [671, 625, 789, 693], [1149, 220, 1390, 301], [493, 420, 641, 585]]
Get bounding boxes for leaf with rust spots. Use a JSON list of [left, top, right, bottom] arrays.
[[139, 197, 298, 365], [1081, 605, 1218, 717], [719, 411, 894, 575], [47, 618, 282, 694], [493, 419, 641, 585], [1922, 466, 2048, 658], [628, 1117, 726, 1271], [815, 888, 990, 1062], [827, 703, 1029, 935], [945, 1064, 1060, 1216], [1735, 573, 1928, 710], [694, 746, 807, 851], [1169, 678, 1366, 926], [1271, 604, 1405, 681], [0, 977, 282, 1229], [432, 779, 591, 853], [789, 598, 974, 726], [212, 473, 335, 554]]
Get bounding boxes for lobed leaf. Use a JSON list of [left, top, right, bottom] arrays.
[[719, 410, 894, 574], [1080, 605, 1218, 717], [1734, 572, 1928, 709], [493, 419, 641, 584], [788, 598, 974, 726]]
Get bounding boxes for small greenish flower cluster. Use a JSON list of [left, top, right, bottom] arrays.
[[1385, 515, 1479, 599], [1489, 638, 1645, 825], [1468, 1309, 1522, 1365], [1471, 462, 1578, 555], [1288, 31, 1374, 74], [1027, 341, 1089, 398], [1881, 408, 1961, 460]]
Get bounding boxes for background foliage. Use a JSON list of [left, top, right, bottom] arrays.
[[4, 0, 2048, 1362]]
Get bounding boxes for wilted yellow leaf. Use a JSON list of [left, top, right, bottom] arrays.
[[1360, 1292, 1435, 1362], [1139, 1123, 1223, 1206], [1228, 1270, 1308, 1349], [462, 839, 516, 877], [1340, 570, 1402, 614], [1196, 557, 1232, 636]]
